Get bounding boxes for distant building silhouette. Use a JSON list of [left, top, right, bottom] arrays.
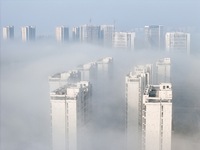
[[100, 25, 115, 47], [2, 26, 14, 40], [72, 25, 100, 44], [112, 32, 135, 49], [165, 32, 190, 54], [144, 25, 164, 50], [55, 26, 69, 42], [21, 26, 36, 41]]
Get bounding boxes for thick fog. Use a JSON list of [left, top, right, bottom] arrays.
[[1, 41, 200, 150]]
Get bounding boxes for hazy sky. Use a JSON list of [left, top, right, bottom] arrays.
[[1, 0, 200, 35]]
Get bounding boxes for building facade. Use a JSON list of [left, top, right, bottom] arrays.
[[165, 32, 190, 54], [21, 26, 36, 41], [144, 25, 164, 50], [112, 32, 135, 49], [50, 81, 92, 150], [2, 26, 14, 40], [142, 83, 172, 150], [72, 25, 100, 43], [56, 26, 69, 42], [125, 64, 153, 150], [100, 25, 115, 47]]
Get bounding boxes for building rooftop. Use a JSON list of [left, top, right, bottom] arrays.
[[156, 58, 171, 65], [144, 83, 172, 102], [49, 70, 80, 81], [97, 57, 113, 64]]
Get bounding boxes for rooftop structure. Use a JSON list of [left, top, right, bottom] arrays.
[[49, 70, 81, 92]]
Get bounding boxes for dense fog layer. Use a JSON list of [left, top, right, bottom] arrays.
[[1, 41, 200, 150]]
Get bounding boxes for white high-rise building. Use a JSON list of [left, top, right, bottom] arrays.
[[112, 32, 135, 49], [50, 81, 92, 150], [144, 25, 164, 50], [100, 25, 115, 47], [165, 32, 190, 54], [56, 26, 69, 42], [72, 27, 80, 41], [72, 25, 100, 43], [2, 26, 14, 40], [125, 64, 153, 150], [142, 83, 172, 150], [21, 26, 36, 41], [156, 58, 171, 84]]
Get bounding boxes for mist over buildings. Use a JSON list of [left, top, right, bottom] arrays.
[[1, 0, 200, 149], [0, 40, 200, 150]]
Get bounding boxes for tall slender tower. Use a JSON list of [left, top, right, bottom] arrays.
[[21, 26, 36, 41], [142, 83, 172, 150], [125, 64, 153, 150], [2, 26, 14, 40], [156, 58, 171, 84], [56, 26, 69, 42], [50, 81, 92, 150]]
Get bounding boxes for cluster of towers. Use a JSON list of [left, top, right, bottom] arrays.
[[2, 25, 190, 53], [49, 56, 172, 150], [125, 58, 172, 150], [49, 57, 113, 150]]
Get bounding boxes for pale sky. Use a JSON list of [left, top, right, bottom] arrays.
[[1, 0, 200, 35]]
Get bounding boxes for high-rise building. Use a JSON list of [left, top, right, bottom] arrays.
[[142, 83, 172, 150], [125, 64, 153, 150], [72, 25, 100, 43], [2, 26, 14, 40], [156, 58, 171, 84], [72, 27, 80, 41], [50, 81, 92, 150], [112, 32, 135, 49], [144, 25, 164, 50], [100, 25, 115, 47], [165, 32, 190, 54], [56, 26, 69, 42], [21, 26, 36, 41]]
